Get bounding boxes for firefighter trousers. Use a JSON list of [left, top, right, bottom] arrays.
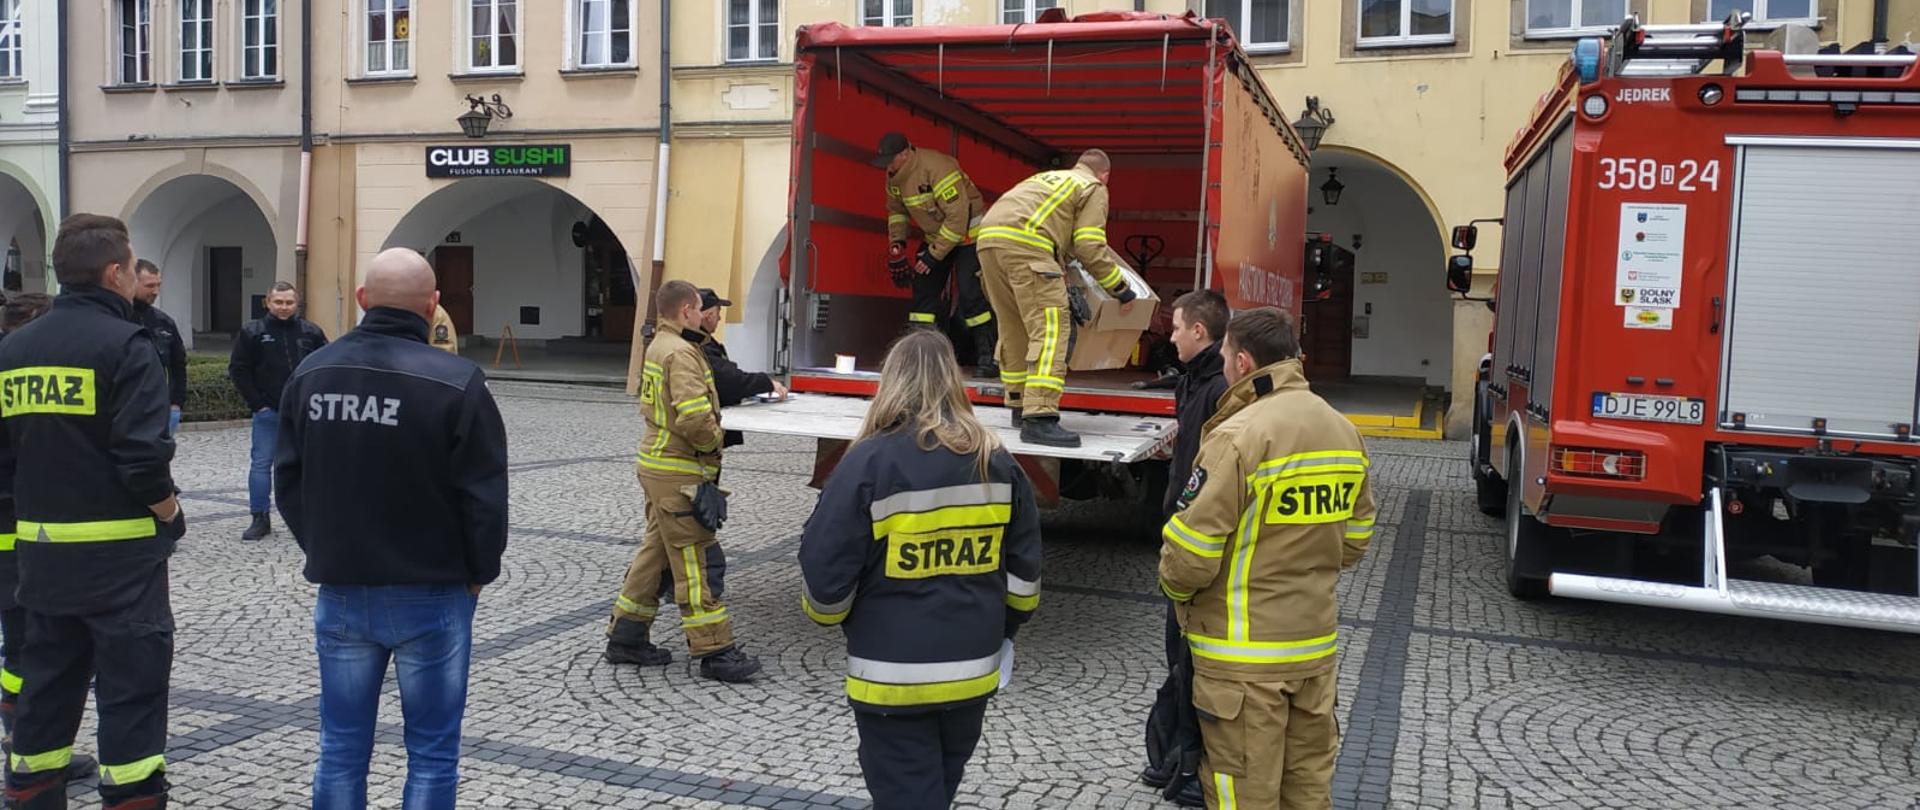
[[979, 245, 1071, 418], [1194, 669, 1338, 810], [0, 604, 22, 730], [6, 564, 172, 805], [853, 702, 987, 810], [909, 244, 995, 336], [609, 470, 734, 657]]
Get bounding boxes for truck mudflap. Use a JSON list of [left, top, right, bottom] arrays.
[[720, 394, 1174, 464], [1549, 489, 1920, 633]]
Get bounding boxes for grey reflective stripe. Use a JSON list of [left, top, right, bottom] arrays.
[[869, 482, 1013, 522], [806, 586, 855, 616], [847, 652, 1000, 684], [1251, 453, 1367, 481], [1007, 572, 1040, 597], [1187, 635, 1338, 661]]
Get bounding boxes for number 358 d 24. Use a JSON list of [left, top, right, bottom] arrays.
[[1597, 158, 1721, 192]]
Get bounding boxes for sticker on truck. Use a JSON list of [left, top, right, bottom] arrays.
[[1623, 306, 1673, 330], [1616, 203, 1686, 309], [1592, 392, 1705, 425]]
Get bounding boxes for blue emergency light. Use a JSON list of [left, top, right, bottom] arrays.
[[1574, 38, 1602, 84]]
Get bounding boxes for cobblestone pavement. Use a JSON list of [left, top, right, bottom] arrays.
[[70, 381, 1920, 808]]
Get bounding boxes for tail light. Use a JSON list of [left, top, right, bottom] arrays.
[[1552, 446, 1647, 480]]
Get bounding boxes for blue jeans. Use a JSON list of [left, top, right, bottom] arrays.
[[313, 584, 477, 810], [167, 406, 181, 438], [249, 408, 277, 513]]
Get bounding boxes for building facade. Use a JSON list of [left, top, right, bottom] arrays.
[[664, 0, 1920, 433], [0, 0, 60, 296]]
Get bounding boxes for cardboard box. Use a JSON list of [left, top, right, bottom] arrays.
[[1066, 251, 1160, 372]]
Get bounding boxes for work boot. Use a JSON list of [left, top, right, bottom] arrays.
[[1140, 762, 1172, 789], [604, 618, 671, 667], [972, 327, 1000, 379], [1168, 778, 1203, 808], [1009, 407, 1023, 429], [698, 646, 763, 683], [102, 793, 166, 810], [4, 777, 67, 810], [240, 512, 271, 542], [0, 739, 98, 784], [1020, 416, 1081, 448]]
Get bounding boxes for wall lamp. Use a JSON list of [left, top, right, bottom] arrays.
[[1292, 96, 1336, 151], [459, 94, 514, 138]]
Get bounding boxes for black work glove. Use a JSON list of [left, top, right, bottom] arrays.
[[887, 242, 912, 288], [1067, 285, 1092, 326], [1116, 288, 1138, 305], [159, 508, 187, 550], [914, 245, 936, 276], [691, 481, 729, 532]]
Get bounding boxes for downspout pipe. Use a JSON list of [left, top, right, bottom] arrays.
[[295, 0, 314, 304], [651, 0, 671, 267], [1872, 0, 1890, 47], [55, 0, 68, 219]]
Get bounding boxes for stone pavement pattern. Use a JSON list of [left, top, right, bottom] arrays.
[[56, 381, 1920, 808]]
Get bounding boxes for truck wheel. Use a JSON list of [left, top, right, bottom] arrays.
[[1503, 449, 1551, 600]]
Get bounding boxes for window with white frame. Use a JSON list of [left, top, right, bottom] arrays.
[[470, 0, 519, 71], [863, 0, 913, 27], [1358, 0, 1454, 47], [726, 0, 778, 62], [1206, 0, 1289, 52], [180, 0, 213, 81], [1708, 0, 1818, 24], [1001, 0, 1059, 24], [1526, 0, 1628, 36], [117, 0, 151, 84], [241, 0, 279, 79], [575, 0, 633, 67], [0, 0, 21, 81], [365, 0, 411, 75]]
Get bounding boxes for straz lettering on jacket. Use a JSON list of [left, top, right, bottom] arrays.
[[886, 527, 1003, 579], [1264, 466, 1366, 525], [0, 367, 96, 417], [307, 392, 401, 427]]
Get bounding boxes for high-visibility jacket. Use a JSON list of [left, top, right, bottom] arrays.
[[1159, 359, 1376, 682], [799, 431, 1043, 713], [977, 164, 1133, 299], [637, 324, 722, 480], [885, 148, 986, 261], [0, 286, 177, 615]]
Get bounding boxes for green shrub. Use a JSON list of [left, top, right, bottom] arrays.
[[183, 354, 251, 423]]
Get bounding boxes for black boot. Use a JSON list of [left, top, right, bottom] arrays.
[[101, 789, 166, 810], [1168, 777, 1203, 807], [1020, 416, 1081, 448], [604, 618, 671, 666], [972, 324, 1000, 379], [240, 513, 271, 542], [60, 755, 96, 783], [1009, 407, 1024, 429], [4, 777, 66, 810], [1140, 762, 1173, 789], [698, 645, 762, 683]]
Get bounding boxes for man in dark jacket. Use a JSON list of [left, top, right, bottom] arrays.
[[1141, 288, 1230, 808], [228, 281, 328, 541], [132, 261, 187, 437], [694, 288, 786, 448], [276, 247, 508, 810], [0, 213, 185, 810]]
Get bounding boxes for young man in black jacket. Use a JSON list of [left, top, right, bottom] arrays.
[[228, 281, 328, 541], [275, 247, 508, 810], [132, 261, 187, 437], [1141, 288, 1230, 808]]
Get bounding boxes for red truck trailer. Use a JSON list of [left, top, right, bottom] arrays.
[[723, 10, 1310, 517], [1453, 15, 1920, 632]]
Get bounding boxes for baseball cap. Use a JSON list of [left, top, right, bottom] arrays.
[[872, 132, 910, 168], [698, 288, 732, 310]]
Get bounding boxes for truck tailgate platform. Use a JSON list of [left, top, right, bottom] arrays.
[[722, 394, 1174, 463]]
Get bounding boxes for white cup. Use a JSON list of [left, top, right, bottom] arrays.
[[835, 354, 856, 374]]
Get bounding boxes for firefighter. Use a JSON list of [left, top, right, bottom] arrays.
[[1159, 307, 1376, 810], [977, 148, 1137, 448], [0, 293, 99, 785], [876, 133, 1000, 379], [799, 329, 1043, 809], [602, 280, 762, 683], [429, 303, 459, 354], [0, 214, 186, 810]]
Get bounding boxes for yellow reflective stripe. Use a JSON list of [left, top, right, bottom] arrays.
[[1249, 451, 1370, 484], [9, 746, 71, 775], [964, 311, 993, 328], [847, 669, 999, 707], [0, 367, 98, 417], [1073, 226, 1107, 243], [1097, 266, 1126, 290], [937, 226, 965, 243], [977, 226, 1054, 252], [98, 754, 166, 786], [17, 518, 157, 543], [643, 361, 664, 372], [1025, 174, 1082, 229], [682, 546, 704, 615], [1217, 774, 1239, 810], [683, 608, 729, 628], [1160, 579, 1193, 602], [933, 170, 964, 193], [999, 371, 1029, 384], [1162, 515, 1226, 557], [887, 214, 910, 226], [870, 504, 1012, 540], [0, 532, 14, 552], [674, 395, 711, 413], [0, 667, 20, 694], [908, 312, 937, 323], [902, 193, 934, 205], [1228, 487, 1269, 642], [1038, 307, 1061, 380], [1026, 376, 1064, 391], [967, 225, 983, 239], [1005, 591, 1039, 612], [615, 594, 656, 619], [1345, 518, 1376, 540], [1187, 631, 1339, 665], [636, 452, 719, 479], [802, 594, 849, 626]]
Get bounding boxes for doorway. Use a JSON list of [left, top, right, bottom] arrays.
[[431, 246, 475, 335], [1300, 238, 1355, 382], [208, 246, 244, 333], [579, 217, 636, 341]]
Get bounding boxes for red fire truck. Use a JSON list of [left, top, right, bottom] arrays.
[[723, 10, 1310, 519], [1453, 15, 1920, 632]]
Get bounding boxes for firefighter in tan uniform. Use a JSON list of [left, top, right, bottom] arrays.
[[875, 133, 1000, 379], [977, 149, 1137, 448], [429, 304, 458, 354], [1158, 307, 1377, 809], [601, 280, 763, 683]]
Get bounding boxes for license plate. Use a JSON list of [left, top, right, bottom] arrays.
[[1591, 392, 1705, 425]]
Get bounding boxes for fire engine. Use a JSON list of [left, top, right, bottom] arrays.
[[1453, 14, 1920, 632]]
